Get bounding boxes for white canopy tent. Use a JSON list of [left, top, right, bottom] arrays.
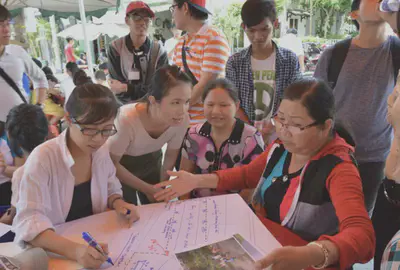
[[3, 0, 119, 77], [57, 22, 129, 40]]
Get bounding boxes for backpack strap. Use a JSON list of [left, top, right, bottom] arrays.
[[327, 38, 352, 89], [145, 40, 161, 87], [182, 39, 199, 85], [390, 36, 400, 83], [112, 37, 125, 56]]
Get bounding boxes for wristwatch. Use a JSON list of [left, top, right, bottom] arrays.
[[36, 103, 45, 109], [383, 178, 400, 207]]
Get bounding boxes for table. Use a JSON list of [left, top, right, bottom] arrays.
[[0, 195, 281, 269], [0, 195, 341, 269]]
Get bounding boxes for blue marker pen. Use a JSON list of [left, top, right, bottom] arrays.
[[82, 232, 114, 266]]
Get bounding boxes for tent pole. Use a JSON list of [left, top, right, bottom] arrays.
[[78, 0, 95, 78], [49, 15, 62, 73]]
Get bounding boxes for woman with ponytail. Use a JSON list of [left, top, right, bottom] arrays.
[[60, 62, 80, 104]]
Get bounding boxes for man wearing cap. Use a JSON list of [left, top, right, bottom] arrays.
[[107, 1, 168, 104], [170, 0, 230, 126], [315, 0, 400, 217]]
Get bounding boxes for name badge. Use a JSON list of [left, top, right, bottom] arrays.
[[129, 68, 140, 81]]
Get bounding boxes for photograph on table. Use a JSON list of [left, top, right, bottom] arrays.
[[176, 234, 257, 270]]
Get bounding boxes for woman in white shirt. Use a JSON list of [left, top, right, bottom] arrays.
[[107, 65, 191, 204], [13, 75, 139, 269], [59, 62, 79, 105]]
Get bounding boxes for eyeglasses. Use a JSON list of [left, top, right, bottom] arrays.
[[169, 4, 179, 13], [128, 13, 152, 23], [0, 20, 11, 28], [72, 118, 118, 138], [271, 115, 318, 135]]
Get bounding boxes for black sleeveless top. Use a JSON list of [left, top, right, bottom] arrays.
[[263, 152, 302, 223], [66, 180, 93, 222]]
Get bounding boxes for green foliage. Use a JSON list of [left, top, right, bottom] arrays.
[[291, 0, 352, 37], [26, 17, 53, 59], [213, 3, 243, 49], [275, 0, 286, 14]]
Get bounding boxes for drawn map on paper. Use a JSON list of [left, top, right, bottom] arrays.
[[55, 194, 281, 270]]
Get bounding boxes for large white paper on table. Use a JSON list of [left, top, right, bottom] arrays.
[[55, 194, 281, 269]]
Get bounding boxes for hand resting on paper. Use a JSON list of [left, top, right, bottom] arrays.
[[113, 199, 140, 227], [254, 246, 324, 270], [76, 242, 109, 269], [153, 170, 200, 202], [144, 185, 164, 203]]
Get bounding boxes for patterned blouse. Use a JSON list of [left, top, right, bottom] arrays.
[[182, 119, 265, 198], [382, 229, 400, 269]]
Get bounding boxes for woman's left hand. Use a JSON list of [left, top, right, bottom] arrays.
[[113, 199, 140, 227], [254, 246, 323, 270]]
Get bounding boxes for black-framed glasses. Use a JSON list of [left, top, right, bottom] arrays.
[[128, 13, 152, 23], [72, 118, 118, 138], [271, 115, 319, 135], [169, 4, 179, 13]]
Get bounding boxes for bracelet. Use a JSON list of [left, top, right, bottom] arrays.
[[383, 178, 400, 207], [108, 196, 123, 210], [307, 242, 329, 269]]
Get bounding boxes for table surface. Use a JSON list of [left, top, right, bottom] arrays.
[[0, 196, 339, 270]]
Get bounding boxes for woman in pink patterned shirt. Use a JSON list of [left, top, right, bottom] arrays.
[[180, 78, 265, 200]]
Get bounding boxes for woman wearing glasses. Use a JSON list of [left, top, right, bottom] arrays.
[[154, 78, 374, 270], [13, 73, 139, 269]]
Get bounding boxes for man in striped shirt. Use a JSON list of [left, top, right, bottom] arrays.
[[171, 0, 230, 126]]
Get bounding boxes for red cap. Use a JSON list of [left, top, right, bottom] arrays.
[[187, 0, 212, 15], [126, 1, 155, 17]]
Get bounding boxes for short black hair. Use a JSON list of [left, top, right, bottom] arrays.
[[66, 37, 74, 43], [175, 0, 209, 21], [95, 70, 107, 81], [202, 78, 239, 103], [0, 5, 11, 22], [351, 0, 361, 30], [241, 0, 276, 28], [6, 104, 49, 155], [66, 83, 120, 125]]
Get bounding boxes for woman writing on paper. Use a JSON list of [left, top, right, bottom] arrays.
[[13, 72, 139, 269], [107, 65, 192, 205], [180, 78, 264, 201], [154, 78, 375, 269]]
